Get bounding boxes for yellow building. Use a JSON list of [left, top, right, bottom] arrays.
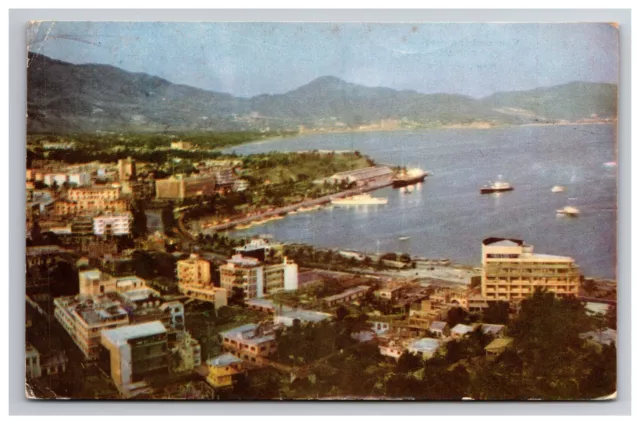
[[481, 237, 581, 302], [178, 283, 228, 309], [79, 269, 146, 297], [155, 174, 217, 200], [205, 353, 244, 388], [408, 299, 441, 331], [177, 254, 211, 284], [170, 140, 193, 150], [67, 186, 121, 202]]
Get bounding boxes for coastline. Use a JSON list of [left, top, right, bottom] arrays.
[[219, 121, 615, 152], [183, 180, 394, 234]]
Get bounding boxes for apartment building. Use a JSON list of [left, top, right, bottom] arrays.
[[177, 254, 211, 285], [263, 258, 299, 293], [220, 254, 264, 300], [481, 237, 581, 302], [155, 174, 217, 200], [100, 321, 169, 397], [219, 323, 277, 363], [176, 253, 228, 307], [220, 252, 298, 300], [212, 167, 235, 189], [54, 186, 127, 216], [92, 212, 133, 236], [68, 186, 121, 202], [54, 270, 186, 360]]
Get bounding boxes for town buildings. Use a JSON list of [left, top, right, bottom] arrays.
[[481, 237, 581, 302], [99, 321, 169, 397], [177, 254, 212, 285], [54, 186, 128, 216], [155, 174, 217, 200], [407, 338, 441, 359], [220, 254, 264, 300], [205, 353, 244, 388], [43, 172, 91, 187], [220, 241, 299, 300], [274, 309, 333, 327], [54, 269, 189, 360], [170, 140, 193, 150], [92, 212, 133, 236], [177, 254, 227, 308], [219, 323, 277, 363], [407, 300, 442, 331], [322, 285, 371, 307]]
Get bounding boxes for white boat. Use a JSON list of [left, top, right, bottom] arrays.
[[556, 206, 580, 217], [551, 185, 566, 193], [603, 161, 617, 168], [398, 236, 410, 241], [480, 179, 514, 194], [331, 194, 388, 206]]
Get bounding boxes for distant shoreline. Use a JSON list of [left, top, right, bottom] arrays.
[[219, 121, 616, 152], [297, 120, 615, 135]]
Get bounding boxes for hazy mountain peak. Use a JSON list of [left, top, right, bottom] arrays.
[[27, 53, 617, 133]]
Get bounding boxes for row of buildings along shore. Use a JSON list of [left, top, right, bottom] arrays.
[[26, 156, 246, 237]]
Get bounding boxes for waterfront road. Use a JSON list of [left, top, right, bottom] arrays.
[[181, 180, 393, 235]]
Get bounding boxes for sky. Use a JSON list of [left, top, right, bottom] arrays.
[[27, 22, 619, 98]]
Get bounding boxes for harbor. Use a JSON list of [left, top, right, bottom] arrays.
[[223, 123, 617, 279]]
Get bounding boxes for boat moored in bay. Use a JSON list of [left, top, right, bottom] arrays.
[[480, 177, 514, 194]]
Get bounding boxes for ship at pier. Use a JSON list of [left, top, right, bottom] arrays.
[[392, 168, 429, 188]]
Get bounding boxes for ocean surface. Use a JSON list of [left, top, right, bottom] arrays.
[[220, 124, 617, 279]]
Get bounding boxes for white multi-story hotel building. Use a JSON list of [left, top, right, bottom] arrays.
[[481, 237, 581, 302]]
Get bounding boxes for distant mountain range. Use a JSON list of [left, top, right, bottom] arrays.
[[27, 52, 618, 134]]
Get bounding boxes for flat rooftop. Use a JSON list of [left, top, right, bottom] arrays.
[[408, 338, 440, 352], [206, 353, 242, 367], [323, 285, 370, 302], [277, 309, 332, 323], [102, 321, 167, 346]]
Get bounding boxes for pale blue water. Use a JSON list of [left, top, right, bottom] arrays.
[[221, 124, 617, 279]]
